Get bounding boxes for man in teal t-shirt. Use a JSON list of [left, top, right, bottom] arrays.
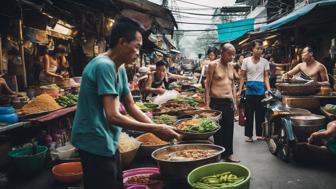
[[71, 16, 180, 189]]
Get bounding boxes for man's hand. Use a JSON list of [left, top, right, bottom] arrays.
[[237, 90, 241, 97], [157, 88, 166, 95], [234, 104, 238, 116], [153, 124, 181, 141], [57, 75, 64, 80]]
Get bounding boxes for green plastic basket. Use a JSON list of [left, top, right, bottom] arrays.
[[8, 145, 48, 175], [188, 162, 251, 189]]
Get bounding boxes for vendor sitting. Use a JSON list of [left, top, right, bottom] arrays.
[[309, 120, 336, 149], [144, 60, 191, 96], [0, 75, 16, 95], [282, 46, 329, 85]]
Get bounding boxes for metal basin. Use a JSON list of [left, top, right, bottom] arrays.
[[290, 114, 326, 142], [290, 114, 325, 127], [174, 119, 220, 140], [151, 144, 224, 182]]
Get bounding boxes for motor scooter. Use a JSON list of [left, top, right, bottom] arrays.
[[261, 90, 323, 161]]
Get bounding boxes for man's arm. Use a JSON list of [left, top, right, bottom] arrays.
[[122, 93, 152, 123], [231, 66, 238, 113], [318, 64, 330, 85], [102, 95, 179, 141], [283, 64, 301, 79], [205, 63, 215, 108], [167, 72, 191, 80], [144, 73, 165, 95], [264, 70, 271, 92], [238, 70, 247, 96]]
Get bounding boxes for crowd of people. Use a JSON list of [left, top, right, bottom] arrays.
[[68, 16, 336, 189]]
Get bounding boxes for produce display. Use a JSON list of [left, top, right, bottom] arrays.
[[136, 133, 168, 146], [118, 132, 141, 153], [40, 84, 60, 98], [167, 97, 199, 107], [192, 172, 246, 188], [323, 104, 336, 114], [136, 102, 159, 112], [126, 174, 160, 185], [161, 149, 218, 161], [152, 114, 177, 125], [21, 94, 62, 114], [176, 118, 219, 133], [155, 97, 198, 114], [56, 94, 78, 107]]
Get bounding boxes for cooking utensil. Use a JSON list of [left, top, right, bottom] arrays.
[[151, 144, 224, 182], [291, 114, 326, 142], [174, 119, 220, 140]]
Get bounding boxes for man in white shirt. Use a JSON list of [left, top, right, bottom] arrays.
[[238, 40, 271, 142]]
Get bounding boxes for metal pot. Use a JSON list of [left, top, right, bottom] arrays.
[[151, 144, 224, 182], [290, 114, 326, 142], [290, 114, 325, 127]]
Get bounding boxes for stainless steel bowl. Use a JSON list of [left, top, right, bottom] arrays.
[[174, 119, 220, 140], [290, 114, 326, 142], [151, 144, 224, 182]]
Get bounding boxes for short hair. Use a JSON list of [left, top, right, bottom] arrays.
[[109, 16, 143, 49], [305, 46, 314, 53], [235, 54, 244, 62], [156, 60, 167, 68], [207, 47, 218, 56], [55, 45, 67, 54], [251, 39, 263, 49]]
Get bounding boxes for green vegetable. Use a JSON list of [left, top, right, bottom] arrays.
[[56, 93, 78, 107], [136, 102, 159, 112], [324, 104, 336, 114], [193, 172, 246, 188], [169, 97, 199, 107], [153, 114, 176, 125], [184, 118, 219, 133]]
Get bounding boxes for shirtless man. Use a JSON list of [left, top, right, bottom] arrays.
[[282, 46, 329, 85], [205, 43, 239, 162]]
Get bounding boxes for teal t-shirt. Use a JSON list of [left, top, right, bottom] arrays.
[[71, 56, 130, 157]]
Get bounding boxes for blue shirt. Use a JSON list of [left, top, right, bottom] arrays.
[[71, 56, 130, 157]]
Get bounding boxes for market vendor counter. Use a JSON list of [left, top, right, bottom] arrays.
[[282, 95, 336, 113], [0, 106, 76, 134]]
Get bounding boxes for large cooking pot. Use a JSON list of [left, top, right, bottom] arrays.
[[151, 144, 224, 182], [291, 114, 325, 142]]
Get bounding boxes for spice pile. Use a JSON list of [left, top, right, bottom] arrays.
[[21, 94, 62, 114], [136, 133, 168, 146]]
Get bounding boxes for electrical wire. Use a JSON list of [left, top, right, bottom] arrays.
[[171, 10, 248, 17], [175, 0, 217, 9]]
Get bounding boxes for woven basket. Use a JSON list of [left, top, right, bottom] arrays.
[[276, 82, 320, 96]]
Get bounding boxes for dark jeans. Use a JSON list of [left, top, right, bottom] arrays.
[[79, 149, 122, 189], [210, 97, 234, 158], [245, 95, 265, 137]]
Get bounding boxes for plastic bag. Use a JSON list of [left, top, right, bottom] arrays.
[[152, 90, 180, 105]]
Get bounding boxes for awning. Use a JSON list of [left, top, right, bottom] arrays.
[[217, 19, 254, 43], [259, 0, 336, 32]]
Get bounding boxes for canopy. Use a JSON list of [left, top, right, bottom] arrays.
[[217, 19, 254, 43], [259, 0, 336, 32]]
